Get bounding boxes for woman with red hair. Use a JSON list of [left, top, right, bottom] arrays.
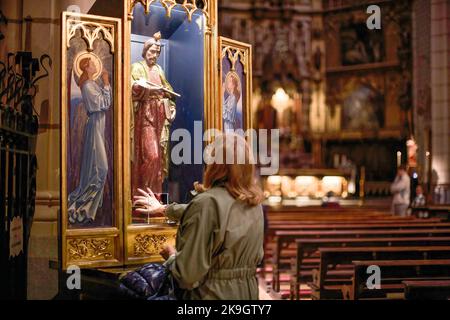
[[133, 132, 264, 300]]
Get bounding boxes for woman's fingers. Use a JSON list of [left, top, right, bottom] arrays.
[[137, 188, 158, 202], [133, 199, 147, 206], [133, 197, 148, 204], [137, 188, 149, 197], [146, 187, 156, 198], [135, 208, 151, 213]]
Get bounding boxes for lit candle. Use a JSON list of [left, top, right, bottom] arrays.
[[397, 151, 402, 167]]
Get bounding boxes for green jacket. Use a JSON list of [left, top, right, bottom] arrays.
[[164, 185, 264, 300]]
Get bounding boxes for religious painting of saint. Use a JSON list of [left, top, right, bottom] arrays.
[[341, 81, 385, 131], [222, 71, 242, 130], [220, 37, 252, 133], [340, 20, 384, 66], [130, 31, 178, 206], [68, 51, 112, 226], [61, 12, 121, 236], [66, 45, 115, 229]]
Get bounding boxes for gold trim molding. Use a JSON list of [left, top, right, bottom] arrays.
[[61, 12, 123, 269], [133, 233, 175, 256], [127, 0, 210, 26], [221, 45, 248, 72], [67, 238, 114, 261], [66, 17, 115, 53]]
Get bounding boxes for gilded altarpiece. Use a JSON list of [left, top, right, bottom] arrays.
[[61, 12, 123, 268], [60, 1, 252, 269], [322, 0, 412, 185]]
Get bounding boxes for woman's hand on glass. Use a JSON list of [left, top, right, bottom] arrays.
[[133, 187, 166, 216]]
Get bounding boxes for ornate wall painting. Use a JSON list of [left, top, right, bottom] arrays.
[[341, 81, 385, 131], [219, 37, 252, 133], [67, 31, 114, 229], [61, 12, 122, 268], [340, 20, 385, 66]]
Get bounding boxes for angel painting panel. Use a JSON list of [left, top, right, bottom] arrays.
[[220, 37, 252, 133], [222, 69, 244, 131], [66, 30, 115, 229]]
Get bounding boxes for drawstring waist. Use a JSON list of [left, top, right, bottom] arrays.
[[206, 267, 256, 280]]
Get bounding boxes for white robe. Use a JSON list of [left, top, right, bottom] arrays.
[[390, 172, 411, 206], [223, 94, 237, 131], [68, 80, 111, 223]]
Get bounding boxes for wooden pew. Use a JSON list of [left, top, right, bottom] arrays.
[[269, 222, 450, 232], [267, 206, 388, 213], [289, 236, 450, 299], [268, 214, 441, 220], [267, 214, 436, 221], [267, 219, 442, 228], [268, 218, 442, 225], [267, 214, 417, 222], [403, 280, 450, 300], [272, 228, 450, 291], [265, 222, 450, 256], [348, 260, 450, 300], [274, 227, 450, 251], [265, 220, 447, 246], [310, 246, 450, 300], [265, 206, 444, 294], [267, 210, 404, 221]]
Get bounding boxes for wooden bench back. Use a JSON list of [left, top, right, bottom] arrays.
[[350, 259, 450, 299]]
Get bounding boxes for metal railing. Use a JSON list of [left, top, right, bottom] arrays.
[[0, 49, 51, 299]]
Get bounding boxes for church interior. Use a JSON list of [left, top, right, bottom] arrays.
[[1, 0, 450, 301]]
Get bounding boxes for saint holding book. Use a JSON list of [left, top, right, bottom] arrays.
[[131, 32, 178, 201]]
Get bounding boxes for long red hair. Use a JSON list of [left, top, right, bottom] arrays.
[[227, 72, 241, 102], [77, 57, 91, 88], [195, 132, 264, 206]]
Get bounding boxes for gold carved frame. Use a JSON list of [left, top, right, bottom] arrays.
[[60, 12, 123, 269], [122, 0, 219, 265], [219, 37, 253, 132]]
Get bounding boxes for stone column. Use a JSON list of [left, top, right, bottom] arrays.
[[430, 0, 450, 203], [412, 0, 431, 186], [0, 0, 23, 62]]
